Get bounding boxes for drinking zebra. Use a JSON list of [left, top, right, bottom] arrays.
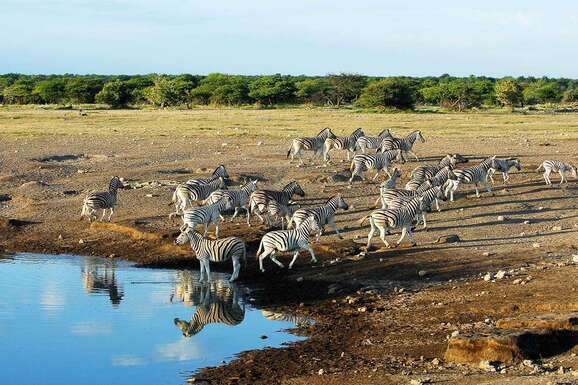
[[257, 216, 319, 272], [180, 195, 232, 238], [80, 176, 124, 222], [175, 224, 246, 282], [174, 283, 245, 337], [203, 180, 258, 226], [249, 181, 305, 224], [536, 160, 577, 186], [359, 195, 428, 249], [287, 127, 336, 165], [288, 195, 349, 241], [267, 201, 301, 229], [410, 154, 468, 182], [379, 130, 426, 161], [322, 127, 365, 163], [349, 149, 405, 183], [355, 129, 392, 153], [487, 158, 521, 184], [186, 165, 229, 185], [444, 156, 496, 201], [169, 177, 227, 219]]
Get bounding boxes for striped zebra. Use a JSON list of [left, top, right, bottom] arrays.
[[249, 181, 305, 224], [174, 283, 245, 337], [175, 224, 246, 282], [203, 180, 258, 226], [379, 130, 426, 161], [383, 186, 446, 229], [322, 127, 365, 163], [169, 176, 226, 219], [267, 201, 301, 229], [180, 195, 233, 238], [359, 195, 428, 249], [405, 165, 458, 191], [410, 154, 468, 182], [261, 310, 312, 327], [288, 195, 349, 241], [257, 216, 319, 272], [378, 180, 434, 210], [444, 156, 496, 201], [355, 129, 392, 153], [80, 176, 124, 222], [186, 165, 229, 185], [487, 158, 521, 184], [536, 160, 577, 186], [373, 168, 402, 207], [349, 149, 405, 183], [287, 127, 336, 165]]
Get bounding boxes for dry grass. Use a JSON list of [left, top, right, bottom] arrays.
[[1, 107, 578, 139]]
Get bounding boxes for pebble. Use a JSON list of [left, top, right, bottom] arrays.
[[418, 270, 428, 277], [259, 335, 268, 339], [497, 215, 507, 221], [296, 277, 303, 282], [78, 239, 84, 244], [317, 369, 324, 375], [495, 270, 506, 280], [572, 255, 578, 263], [431, 358, 440, 366], [58, 234, 63, 240], [451, 330, 460, 337], [483, 273, 493, 282], [551, 225, 562, 231], [523, 220, 531, 225], [532, 243, 541, 248], [145, 194, 154, 198], [256, 141, 263, 146], [513, 278, 522, 285]]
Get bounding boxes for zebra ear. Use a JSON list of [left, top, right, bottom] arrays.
[[180, 224, 188, 232]]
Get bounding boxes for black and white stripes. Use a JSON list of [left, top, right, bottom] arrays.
[[181, 195, 233, 238], [249, 181, 305, 224], [349, 149, 405, 183], [81, 176, 124, 222], [322, 127, 365, 163], [204, 180, 258, 225], [288, 194, 349, 241], [355, 129, 392, 153], [170, 176, 227, 218], [287, 127, 336, 164], [379, 130, 426, 161], [537, 160, 577, 186]]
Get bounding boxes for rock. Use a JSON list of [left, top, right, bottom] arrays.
[[523, 220, 531, 225], [256, 141, 263, 146], [513, 278, 522, 285], [317, 369, 324, 375], [296, 277, 304, 282], [432, 358, 440, 366], [496, 314, 578, 330], [78, 239, 84, 244], [479, 360, 497, 372], [418, 270, 428, 277], [330, 173, 351, 182], [497, 216, 507, 221], [483, 273, 493, 282], [108, 254, 116, 258], [221, 143, 228, 147], [495, 271, 506, 280], [436, 234, 461, 244], [482, 252, 492, 257], [145, 194, 154, 198], [259, 335, 268, 339], [58, 234, 63, 240], [357, 306, 367, 313], [532, 243, 541, 248], [572, 255, 578, 263], [451, 330, 460, 337], [558, 366, 565, 374], [551, 225, 562, 231]]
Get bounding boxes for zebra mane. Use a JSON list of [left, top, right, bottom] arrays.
[[316, 127, 332, 136], [377, 128, 390, 137]]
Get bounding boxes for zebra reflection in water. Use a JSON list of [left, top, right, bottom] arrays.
[[172, 272, 245, 337], [80, 258, 124, 306]]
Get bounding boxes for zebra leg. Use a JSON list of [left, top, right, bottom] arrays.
[[474, 183, 480, 198], [100, 209, 107, 221], [329, 219, 343, 239], [108, 208, 114, 222], [544, 170, 551, 185], [488, 169, 495, 185], [258, 249, 271, 272], [288, 251, 300, 269], [435, 198, 441, 212], [372, 171, 380, 180], [422, 212, 427, 230], [230, 257, 241, 282], [484, 179, 493, 195], [378, 226, 391, 248], [367, 217, 376, 249], [269, 251, 285, 268], [230, 207, 241, 222], [559, 171, 566, 185], [503, 172, 508, 184], [304, 244, 317, 263], [198, 259, 206, 283], [408, 150, 419, 161], [244, 207, 251, 226], [395, 227, 409, 247], [203, 223, 208, 237], [215, 219, 221, 239], [204, 259, 212, 283]]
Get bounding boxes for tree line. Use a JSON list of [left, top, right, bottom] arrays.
[[1, 73, 578, 110]]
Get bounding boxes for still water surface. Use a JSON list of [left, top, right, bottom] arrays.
[[0, 253, 306, 385]]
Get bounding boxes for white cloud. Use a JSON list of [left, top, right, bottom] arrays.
[[156, 339, 203, 362], [70, 321, 113, 336], [111, 354, 146, 367]]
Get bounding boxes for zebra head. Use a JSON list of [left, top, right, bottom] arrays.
[[452, 153, 469, 164], [301, 216, 320, 235], [109, 176, 124, 192], [510, 158, 522, 171], [351, 127, 365, 139], [213, 165, 229, 180], [175, 224, 199, 245], [287, 181, 305, 197], [377, 128, 391, 138], [242, 179, 258, 193], [328, 194, 349, 211], [391, 167, 402, 179], [173, 318, 204, 337], [316, 127, 336, 139], [415, 130, 426, 143], [217, 177, 227, 189]]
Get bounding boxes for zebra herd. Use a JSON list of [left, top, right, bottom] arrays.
[[80, 127, 577, 283]]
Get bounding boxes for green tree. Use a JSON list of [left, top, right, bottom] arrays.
[[2, 79, 36, 104], [65, 77, 103, 103], [420, 79, 482, 111], [34, 79, 66, 104], [95, 80, 130, 108], [190, 73, 250, 105], [125, 76, 155, 104], [294, 78, 331, 104], [143, 76, 180, 107], [326, 73, 367, 106], [356, 78, 415, 109], [562, 87, 578, 103], [523, 80, 562, 104], [248, 74, 296, 105], [495, 78, 523, 109]]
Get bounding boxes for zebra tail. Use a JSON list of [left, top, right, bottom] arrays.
[[535, 163, 544, 172], [286, 146, 292, 159], [168, 190, 176, 206], [358, 214, 371, 226]]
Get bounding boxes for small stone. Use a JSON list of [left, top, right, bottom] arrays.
[[537, 206, 545, 211], [513, 278, 522, 284], [551, 225, 562, 231], [357, 306, 367, 313], [572, 255, 578, 263], [145, 194, 154, 198], [451, 330, 460, 337], [296, 277, 303, 282], [522, 359, 534, 367], [558, 366, 565, 374], [497, 215, 506, 221], [532, 243, 541, 248], [483, 273, 493, 282], [256, 141, 263, 146], [432, 358, 440, 366], [259, 335, 268, 339], [221, 143, 228, 147], [317, 369, 324, 375], [479, 360, 496, 372], [58, 234, 63, 240], [78, 239, 84, 244], [108, 254, 116, 258], [418, 270, 428, 277], [523, 220, 531, 225], [495, 271, 506, 280]]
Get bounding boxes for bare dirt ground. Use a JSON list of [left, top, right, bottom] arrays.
[[1, 108, 578, 385]]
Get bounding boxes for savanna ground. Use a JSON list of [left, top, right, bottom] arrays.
[[1, 107, 578, 385]]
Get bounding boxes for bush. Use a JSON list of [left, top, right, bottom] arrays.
[[34, 79, 66, 104], [356, 78, 415, 109], [248, 74, 296, 105], [2, 79, 38, 104], [65, 77, 103, 104], [495, 78, 523, 108], [95, 80, 130, 108], [419, 79, 482, 111], [562, 87, 578, 103], [523, 80, 562, 104]]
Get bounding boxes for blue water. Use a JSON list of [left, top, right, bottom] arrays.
[[0, 253, 306, 385]]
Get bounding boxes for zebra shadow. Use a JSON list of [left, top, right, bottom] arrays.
[[172, 271, 245, 337]]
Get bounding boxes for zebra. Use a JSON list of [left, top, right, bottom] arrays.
[[355, 129, 392, 153], [261, 310, 312, 327], [487, 158, 521, 184], [536, 160, 577, 186], [249, 181, 305, 224], [349, 149, 405, 183], [175, 224, 246, 282], [203, 180, 258, 226], [267, 201, 301, 229], [444, 156, 496, 201], [174, 283, 245, 337], [383, 186, 446, 229], [80, 176, 124, 222], [288, 194, 349, 241], [378, 180, 434, 210], [186, 165, 229, 185], [359, 195, 428, 249], [409, 154, 468, 182], [322, 127, 365, 163], [379, 130, 426, 161], [169, 176, 227, 219], [180, 195, 233, 238], [373, 168, 402, 207], [287, 127, 336, 165], [256, 216, 320, 272], [405, 165, 458, 191]]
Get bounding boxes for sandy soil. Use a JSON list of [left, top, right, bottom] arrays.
[[1, 109, 578, 385]]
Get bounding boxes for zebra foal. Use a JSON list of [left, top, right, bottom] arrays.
[[80, 176, 124, 222], [355, 129, 392, 153], [536, 160, 577, 186], [175, 224, 246, 282], [249, 181, 305, 224], [444, 156, 496, 201]]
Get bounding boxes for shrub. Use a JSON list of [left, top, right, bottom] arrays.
[[495, 78, 523, 108], [356, 78, 415, 109]]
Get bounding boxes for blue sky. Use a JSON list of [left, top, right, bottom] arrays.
[[2, 0, 578, 77]]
